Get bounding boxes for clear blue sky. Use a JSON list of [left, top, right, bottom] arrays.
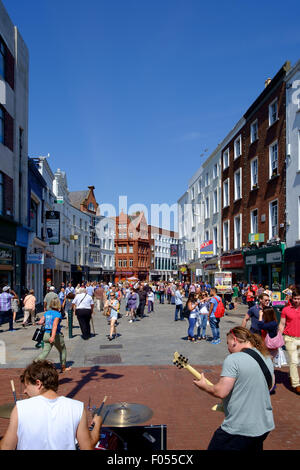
[[4, 0, 300, 227]]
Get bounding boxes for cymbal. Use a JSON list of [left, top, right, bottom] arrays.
[[98, 402, 153, 427], [0, 403, 15, 419]]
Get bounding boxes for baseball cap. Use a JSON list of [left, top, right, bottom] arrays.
[[3, 286, 10, 292]]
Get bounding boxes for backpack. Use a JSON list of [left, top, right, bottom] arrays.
[[213, 296, 225, 318]]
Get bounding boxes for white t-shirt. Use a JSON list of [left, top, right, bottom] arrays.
[[72, 293, 94, 310], [17, 395, 83, 450]]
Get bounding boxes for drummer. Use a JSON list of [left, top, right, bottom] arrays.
[[0, 360, 103, 450]]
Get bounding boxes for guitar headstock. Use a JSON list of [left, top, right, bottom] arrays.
[[173, 351, 189, 369]]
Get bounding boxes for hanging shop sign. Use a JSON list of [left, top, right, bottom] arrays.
[[45, 211, 60, 245]]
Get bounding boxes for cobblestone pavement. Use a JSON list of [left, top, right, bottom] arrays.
[[0, 300, 299, 450]]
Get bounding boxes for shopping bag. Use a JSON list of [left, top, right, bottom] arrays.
[[273, 347, 288, 368]]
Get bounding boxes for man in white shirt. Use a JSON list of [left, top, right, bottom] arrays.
[[0, 360, 102, 450], [72, 288, 94, 340]]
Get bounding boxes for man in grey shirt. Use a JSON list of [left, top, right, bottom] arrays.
[[193, 326, 275, 450], [44, 287, 59, 311]]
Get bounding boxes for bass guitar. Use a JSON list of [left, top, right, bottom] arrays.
[[173, 351, 224, 413]]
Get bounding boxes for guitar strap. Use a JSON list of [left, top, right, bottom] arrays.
[[242, 348, 273, 390]]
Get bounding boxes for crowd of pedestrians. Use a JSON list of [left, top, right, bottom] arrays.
[[0, 278, 299, 451]]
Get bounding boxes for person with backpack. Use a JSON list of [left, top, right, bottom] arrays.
[[208, 288, 225, 344]]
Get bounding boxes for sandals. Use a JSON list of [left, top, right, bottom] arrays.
[[61, 366, 72, 373]]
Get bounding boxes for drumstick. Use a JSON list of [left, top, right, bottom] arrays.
[[10, 380, 17, 403], [89, 396, 107, 431]]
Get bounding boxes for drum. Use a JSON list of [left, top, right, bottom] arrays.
[[94, 428, 127, 451]]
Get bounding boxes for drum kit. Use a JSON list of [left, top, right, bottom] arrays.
[[0, 400, 166, 451]]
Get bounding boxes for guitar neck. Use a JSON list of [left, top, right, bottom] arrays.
[[185, 364, 213, 386]]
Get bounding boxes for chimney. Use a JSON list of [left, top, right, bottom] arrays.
[[265, 78, 272, 88]]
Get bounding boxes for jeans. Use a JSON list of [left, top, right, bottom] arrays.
[[148, 301, 154, 313], [209, 316, 220, 340], [197, 314, 208, 338], [174, 304, 183, 321], [0, 309, 13, 330], [284, 335, 300, 387], [188, 317, 197, 338], [160, 293, 165, 304], [208, 427, 269, 451]]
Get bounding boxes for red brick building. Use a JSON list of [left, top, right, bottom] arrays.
[[221, 62, 290, 288], [114, 211, 150, 282]]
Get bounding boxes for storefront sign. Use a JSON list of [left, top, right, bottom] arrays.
[[245, 255, 257, 265], [0, 247, 13, 265], [26, 253, 44, 264], [266, 252, 282, 263], [221, 254, 244, 269], [45, 211, 60, 245]]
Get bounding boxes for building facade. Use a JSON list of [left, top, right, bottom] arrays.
[[0, 1, 29, 296], [240, 63, 290, 289], [114, 211, 150, 282], [285, 60, 300, 286], [148, 226, 178, 281]]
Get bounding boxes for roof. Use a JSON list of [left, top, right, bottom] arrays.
[[69, 191, 89, 210]]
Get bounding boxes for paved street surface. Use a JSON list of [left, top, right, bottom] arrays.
[[0, 300, 300, 450]]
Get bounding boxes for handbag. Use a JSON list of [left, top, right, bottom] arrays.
[[32, 326, 45, 343], [265, 331, 284, 349]]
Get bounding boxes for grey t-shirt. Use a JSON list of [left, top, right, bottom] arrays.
[[44, 292, 59, 310], [220, 349, 275, 437]]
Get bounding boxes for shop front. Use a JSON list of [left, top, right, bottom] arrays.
[[243, 243, 286, 291], [220, 253, 245, 283], [71, 264, 89, 285], [89, 268, 103, 282], [54, 259, 71, 287], [285, 245, 300, 286], [114, 271, 134, 282], [202, 257, 220, 286]]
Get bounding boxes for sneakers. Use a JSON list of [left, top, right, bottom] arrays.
[[211, 339, 221, 345], [129, 320, 133, 323]]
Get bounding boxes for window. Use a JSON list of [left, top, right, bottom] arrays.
[[29, 198, 38, 233], [213, 226, 218, 255], [250, 157, 258, 189], [223, 220, 230, 251], [123, 246, 127, 253], [213, 163, 218, 179], [223, 179, 230, 207], [88, 202, 95, 212], [123, 259, 127, 267], [205, 197, 209, 218], [205, 230, 209, 242], [223, 149, 229, 169], [118, 259, 122, 268], [251, 120, 258, 143], [213, 189, 218, 213], [205, 173, 209, 187], [0, 107, 4, 144], [129, 245, 133, 253], [251, 209, 258, 235], [234, 168, 242, 200], [234, 135, 242, 159], [234, 214, 242, 249], [0, 172, 3, 214], [269, 99, 278, 126], [0, 40, 5, 79], [198, 179, 202, 193], [269, 141, 278, 177], [118, 246, 122, 254], [191, 186, 195, 200], [129, 259, 133, 267], [269, 200, 278, 239]]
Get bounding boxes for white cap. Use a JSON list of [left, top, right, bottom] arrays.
[[49, 286, 55, 291], [3, 286, 10, 292]]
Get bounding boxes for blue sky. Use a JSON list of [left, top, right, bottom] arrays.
[[4, 0, 300, 228]]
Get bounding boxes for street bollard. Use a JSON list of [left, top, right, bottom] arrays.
[[68, 309, 73, 339]]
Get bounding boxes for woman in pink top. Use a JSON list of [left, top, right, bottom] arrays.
[[22, 290, 36, 327]]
